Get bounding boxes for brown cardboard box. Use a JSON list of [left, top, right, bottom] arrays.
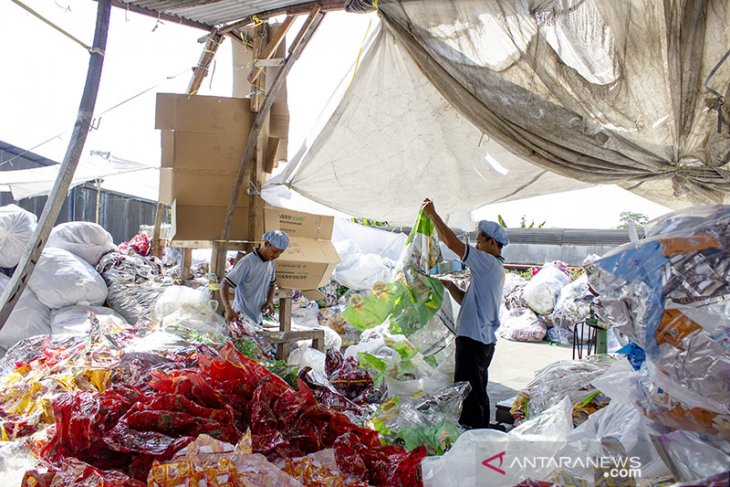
[[171, 202, 249, 241], [159, 168, 246, 207], [264, 207, 339, 290], [160, 130, 245, 171], [155, 93, 251, 135]]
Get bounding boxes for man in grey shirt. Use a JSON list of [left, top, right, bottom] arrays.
[[422, 198, 508, 429], [220, 230, 289, 324]]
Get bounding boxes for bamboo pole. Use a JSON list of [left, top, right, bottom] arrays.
[[215, 7, 325, 278], [0, 0, 112, 330], [188, 30, 225, 95]]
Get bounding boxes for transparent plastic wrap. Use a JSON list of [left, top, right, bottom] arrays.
[[651, 429, 730, 483], [319, 304, 361, 347], [342, 211, 446, 343], [0, 204, 36, 268], [422, 397, 573, 487], [522, 262, 572, 316], [546, 275, 593, 329], [498, 307, 546, 342], [0, 274, 51, 356], [47, 221, 116, 266], [51, 305, 129, 336], [28, 247, 108, 309], [97, 251, 171, 324], [586, 205, 730, 428], [511, 355, 615, 423], [374, 383, 470, 455], [153, 285, 226, 336]]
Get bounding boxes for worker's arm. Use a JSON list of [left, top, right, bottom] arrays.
[[262, 281, 276, 316], [421, 198, 467, 258], [442, 280, 465, 305], [219, 279, 239, 321]]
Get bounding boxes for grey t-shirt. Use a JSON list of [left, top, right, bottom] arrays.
[[456, 245, 505, 344], [224, 249, 275, 324]]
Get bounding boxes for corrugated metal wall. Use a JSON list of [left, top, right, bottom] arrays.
[[0, 186, 159, 245]]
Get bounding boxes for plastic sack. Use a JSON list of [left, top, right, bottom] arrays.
[[546, 326, 573, 345], [97, 252, 170, 324], [522, 263, 571, 315], [498, 307, 546, 342], [28, 247, 107, 309], [546, 275, 593, 328], [335, 253, 394, 291], [504, 283, 529, 310], [422, 397, 573, 487], [153, 285, 225, 336], [333, 239, 362, 271], [343, 210, 445, 337], [503, 272, 527, 297], [47, 221, 116, 266], [511, 355, 615, 422], [0, 274, 51, 356], [288, 348, 327, 374], [51, 305, 128, 336], [0, 204, 37, 268]]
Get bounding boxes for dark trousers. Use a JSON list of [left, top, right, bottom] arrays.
[[454, 336, 495, 429]]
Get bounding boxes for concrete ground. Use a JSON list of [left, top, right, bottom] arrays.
[[488, 339, 574, 422]]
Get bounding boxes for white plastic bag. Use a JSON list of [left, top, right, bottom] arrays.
[[51, 305, 128, 336], [334, 253, 393, 290], [503, 272, 527, 297], [333, 239, 361, 270], [47, 221, 116, 266], [498, 307, 546, 342], [522, 263, 571, 315], [0, 205, 37, 268], [287, 348, 327, 374], [0, 274, 51, 356], [28, 248, 108, 309], [153, 285, 226, 335], [547, 275, 593, 328]]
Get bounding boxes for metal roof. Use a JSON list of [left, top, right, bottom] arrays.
[[113, 0, 348, 30]]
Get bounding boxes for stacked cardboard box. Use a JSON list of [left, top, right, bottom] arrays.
[[263, 207, 340, 290], [155, 93, 252, 240]]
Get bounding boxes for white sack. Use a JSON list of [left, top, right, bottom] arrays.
[[28, 247, 108, 309], [0, 274, 51, 355], [498, 307, 546, 342], [47, 221, 116, 266], [51, 305, 128, 336], [0, 205, 37, 268], [522, 264, 571, 315]]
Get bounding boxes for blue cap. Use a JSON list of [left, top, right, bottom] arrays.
[[262, 230, 289, 250], [478, 220, 509, 246]]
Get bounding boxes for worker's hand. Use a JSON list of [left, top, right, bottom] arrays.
[[421, 198, 436, 218], [262, 300, 275, 317], [224, 307, 239, 322]]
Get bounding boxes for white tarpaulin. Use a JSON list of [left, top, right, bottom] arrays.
[[271, 22, 589, 228], [0, 152, 154, 201], [271, 0, 729, 226]]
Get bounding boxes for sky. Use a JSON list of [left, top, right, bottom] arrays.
[[0, 1, 670, 229]]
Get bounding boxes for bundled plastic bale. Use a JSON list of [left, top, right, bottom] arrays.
[[522, 262, 571, 315], [0, 274, 51, 356], [97, 251, 170, 324], [0, 204, 36, 268], [28, 247, 107, 309], [51, 305, 128, 336], [586, 205, 730, 437], [153, 285, 225, 336], [47, 221, 116, 266], [498, 307, 546, 342], [503, 272, 527, 297], [546, 274, 593, 328]]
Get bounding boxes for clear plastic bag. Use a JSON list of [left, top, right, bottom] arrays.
[[522, 262, 571, 316], [153, 285, 226, 336], [546, 275, 593, 329], [97, 252, 171, 325], [498, 307, 546, 342]]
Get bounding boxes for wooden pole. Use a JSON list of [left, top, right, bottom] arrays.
[[248, 15, 295, 86], [188, 30, 225, 96], [0, 0, 112, 330], [215, 7, 325, 278]]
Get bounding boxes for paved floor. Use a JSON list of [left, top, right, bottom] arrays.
[[488, 339, 574, 421]]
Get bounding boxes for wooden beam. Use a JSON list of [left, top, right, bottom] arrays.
[[250, 23, 269, 113], [0, 0, 112, 330], [215, 7, 326, 279], [150, 202, 165, 258], [248, 15, 295, 86], [187, 30, 225, 95]]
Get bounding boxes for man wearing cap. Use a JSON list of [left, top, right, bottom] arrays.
[[421, 198, 508, 429], [220, 230, 289, 324]]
